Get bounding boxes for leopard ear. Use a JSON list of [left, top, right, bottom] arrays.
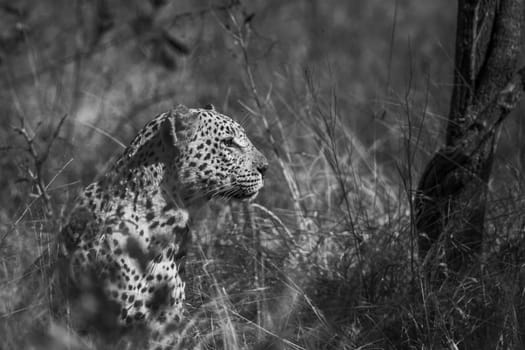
[[203, 103, 215, 111], [160, 105, 196, 154]]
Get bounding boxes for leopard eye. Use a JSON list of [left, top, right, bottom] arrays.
[[222, 136, 236, 147]]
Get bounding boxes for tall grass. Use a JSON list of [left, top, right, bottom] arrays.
[[2, 1, 525, 349]]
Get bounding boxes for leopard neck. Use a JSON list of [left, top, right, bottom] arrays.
[[104, 131, 187, 209]]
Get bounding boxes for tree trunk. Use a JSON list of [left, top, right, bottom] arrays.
[[415, 0, 525, 274]]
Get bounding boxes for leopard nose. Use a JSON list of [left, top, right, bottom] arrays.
[[257, 158, 269, 177]]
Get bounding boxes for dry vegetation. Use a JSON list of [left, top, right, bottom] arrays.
[[1, 1, 525, 349]]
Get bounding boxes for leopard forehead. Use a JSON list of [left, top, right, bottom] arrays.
[[191, 108, 247, 139], [129, 108, 248, 149]]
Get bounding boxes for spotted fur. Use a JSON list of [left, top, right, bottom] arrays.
[[59, 104, 268, 348]]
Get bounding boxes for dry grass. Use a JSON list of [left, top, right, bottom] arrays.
[[2, 1, 525, 349]]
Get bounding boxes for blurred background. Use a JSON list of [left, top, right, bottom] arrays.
[[1, 1, 525, 349]]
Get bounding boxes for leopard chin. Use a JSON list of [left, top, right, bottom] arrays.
[[245, 191, 259, 202]]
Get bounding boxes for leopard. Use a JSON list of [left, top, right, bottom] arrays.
[[57, 104, 268, 349]]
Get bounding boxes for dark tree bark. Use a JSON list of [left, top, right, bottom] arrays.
[[415, 0, 525, 274]]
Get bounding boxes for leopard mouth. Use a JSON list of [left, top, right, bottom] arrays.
[[207, 174, 263, 201], [213, 183, 262, 201], [224, 188, 260, 201], [238, 179, 264, 200], [233, 189, 259, 201]]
